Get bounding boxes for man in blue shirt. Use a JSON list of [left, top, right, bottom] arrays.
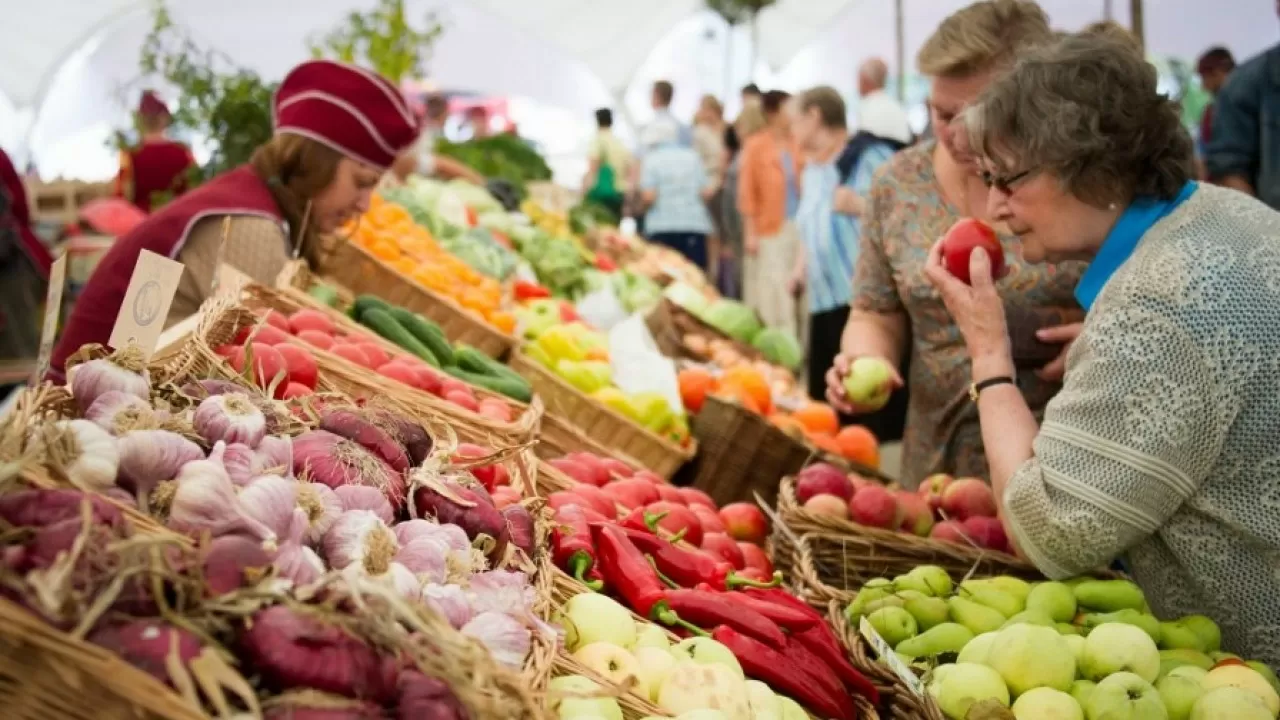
[[791, 86, 896, 402]]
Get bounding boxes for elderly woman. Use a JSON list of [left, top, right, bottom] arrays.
[[928, 31, 1280, 665], [825, 0, 1083, 484]]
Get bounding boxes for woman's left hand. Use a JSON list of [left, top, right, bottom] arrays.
[[923, 239, 1015, 376]]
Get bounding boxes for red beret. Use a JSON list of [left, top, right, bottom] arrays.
[[274, 60, 420, 171], [138, 91, 170, 119]]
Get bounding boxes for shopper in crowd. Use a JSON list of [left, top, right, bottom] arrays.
[[741, 84, 763, 111], [1196, 47, 1236, 158], [693, 95, 728, 281], [395, 93, 484, 185], [583, 108, 633, 221], [718, 107, 768, 300], [1205, 5, 1280, 209], [0, 146, 52, 391], [824, 0, 1083, 485], [114, 91, 196, 213], [933, 31, 1280, 665], [738, 90, 802, 338], [50, 60, 420, 381], [850, 58, 913, 151], [637, 120, 714, 269], [791, 87, 896, 411]]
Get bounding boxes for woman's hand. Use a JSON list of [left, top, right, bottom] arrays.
[[1035, 322, 1083, 382], [923, 238, 1015, 379], [825, 352, 903, 414]]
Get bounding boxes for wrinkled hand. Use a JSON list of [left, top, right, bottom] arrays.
[[1035, 322, 1083, 382], [923, 238, 1013, 371], [825, 352, 904, 414]]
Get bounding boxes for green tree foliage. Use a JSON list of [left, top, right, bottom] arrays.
[[308, 0, 444, 84]]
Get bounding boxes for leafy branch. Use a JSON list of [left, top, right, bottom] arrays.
[[308, 0, 444, 84]]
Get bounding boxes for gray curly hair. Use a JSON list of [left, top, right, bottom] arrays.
[[963, 31, 1195, 206]]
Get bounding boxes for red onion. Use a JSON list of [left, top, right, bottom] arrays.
[[293, 431, 406, 511], [320, 409, 410, 474], [0, 489, 122, 528], [87, 620, 204, 688], [203, 534, 275, 596], [396, 670, 468, 720]]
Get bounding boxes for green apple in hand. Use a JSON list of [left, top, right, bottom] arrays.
[[842, 356, 894, 410]]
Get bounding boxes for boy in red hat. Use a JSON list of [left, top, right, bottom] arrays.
[[114, 90, 197, 212]]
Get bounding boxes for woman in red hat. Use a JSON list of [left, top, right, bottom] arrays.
[[114, 91, 198, 213], [49, 60, 420, 381]]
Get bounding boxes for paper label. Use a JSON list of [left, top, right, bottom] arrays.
[[108, 249, 185, 359], [860, 616, 926, 696], [33, 253, 68, 382]]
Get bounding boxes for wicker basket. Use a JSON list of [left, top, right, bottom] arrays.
[[773, 478, 1043, 608], [827, 602, 945, 720], [243, 281, 542, 447], [660, 299, 768, 364], [534, 411, 645, 472], [509, 350, 695, 479], [314, 239, 515, 359], [686, 395, 815, 508]]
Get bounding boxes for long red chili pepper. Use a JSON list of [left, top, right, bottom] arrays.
[[692, 584, 817, 632], [645, 538, 780, 590], [590, 524, 703, 634], [551, 506, 603, 591], [617, 507, 665, 534], [711, 626, 857, 720], [663, 589, 786, 648]]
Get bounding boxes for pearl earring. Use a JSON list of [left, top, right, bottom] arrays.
[[1108, 202, 1118, 211]]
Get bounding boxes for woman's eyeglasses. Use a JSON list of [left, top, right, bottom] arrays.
[[980, 168, 1034, 194]]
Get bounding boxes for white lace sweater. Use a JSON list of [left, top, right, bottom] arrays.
[[1004, 185, 1280, 665]]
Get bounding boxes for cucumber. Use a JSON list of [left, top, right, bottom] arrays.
[[443, 365, 533, 403], [360, 308, 440, 366], [351, 294, 394, 321], [455, 344, 526, 385], [388, 308, 455, 366]]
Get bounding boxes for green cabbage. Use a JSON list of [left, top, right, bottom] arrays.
[[663, 282, 710, 317], [702, 300, 762, 343], [752, 328, 803, 369]]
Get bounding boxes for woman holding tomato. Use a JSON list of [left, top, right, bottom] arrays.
[[49, 60, 420, 382], [823, 0, 1085, 486]]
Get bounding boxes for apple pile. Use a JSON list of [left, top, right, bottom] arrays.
[[845, 567, 1280, 720], [219, 308, 513, 421], [550, 594, 813, 720], [546, 451, 773, 579], [795, 465, 1009, 552]]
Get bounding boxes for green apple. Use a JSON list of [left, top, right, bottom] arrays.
[[842, 356, 893, 410], [957, 631, 1000, 666], [1190, 687, 1275, 720], [560, 594, 637, 652], [1064, 634, 1086, 667], [632, 622, 670, 652], [896, 623, 974, 659], [1070, 680, 1097, 709], [949, 596, 1008, 635], [633, 647, 677, 703], [1080, 622, 1162, 683], [657, 661, 750, 719], [573, 642, 644, 697], [744, 680, 782, 720], [987, 624, 1076, 696], [869, 606, 919, 647], [1202, 664, 1280, 715], [969, 576, 1032, 605], [1026, 582, 1078, 623], [895, 565, 954, 597], [901, 593, 951, 630], [1082, 609, 1162, 645], [846, 578, 896, 621], [1178, 615, 1222, 653], [927, 662, 1010, 719], [1001, 609, 1057, 629], [548, 675, 624, 720], [1246, 661, 1280, 698], [778, 697, 808, 720], [1159, 649, 1214, 677], [669, 638, 744, 680], [1012, 687, 1083, 720], [1058, 623, 1084, 636], [1159, 621, 1208, 652], [1157, 668, 1206, 720], [1085, 672, 1165, 720], [1209, 651, 1241, 664]]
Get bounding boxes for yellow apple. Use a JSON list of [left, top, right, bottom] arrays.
[[572, 642, 644, 697], [1202, 664, 1280, 716], [634, 647, 677, 703]]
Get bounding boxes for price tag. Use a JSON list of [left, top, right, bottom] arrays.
[[108, 249, 185, 360], [860, 616, 926, 697], [32, 253, 68, 383]]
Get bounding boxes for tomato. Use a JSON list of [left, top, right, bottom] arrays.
[[376, 362, 421, 389], [296, 330, 335, 351], [477, 397, 513, 423], [280, 382, 313, 399], [287, 309, 335, 336], [444, 389, 479, 413], [331, 344, 373, 369], [275, 343, 319, 390], [355, 342, 391, 368], [248, 324, 293, 346], [258, 309, 291, 333], [214, 344, 240, 359], [229, 342, 290, 397]]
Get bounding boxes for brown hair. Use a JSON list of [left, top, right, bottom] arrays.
[[733, 106, 767, 138], [965, 32, 1195, 205], [798, 87, 847, 129], [762, 90, 792, 117], [917, 0, 1052, 77], [250, 133, 345, 267], [653, 81, 674, 106], [1081, 20, 1143, 53]]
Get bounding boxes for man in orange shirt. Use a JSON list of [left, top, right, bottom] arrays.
[[115, 91, 197, 213]]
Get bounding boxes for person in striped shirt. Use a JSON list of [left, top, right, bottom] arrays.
[[790, 87, 895, 403]]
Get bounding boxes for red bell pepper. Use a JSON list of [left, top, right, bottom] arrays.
[[663, 589, 786, 648], [551, 506, 603, 590], [514, 279, 551, 301], [692, 584, 817, 632], [590, 524, 702, 634], [711, 626, 857, 720]]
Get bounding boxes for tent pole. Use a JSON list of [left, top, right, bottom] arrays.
[[895, 0, 905, 102], [749, 10, 759, 82], [1130, 0, 1145, 49]]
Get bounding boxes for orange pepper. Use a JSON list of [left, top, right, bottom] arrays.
[[488, 311, 516, 334]]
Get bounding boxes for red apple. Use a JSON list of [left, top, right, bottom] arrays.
[[850, 485, 902, 529], [563, 453, 611, 487], [941, 218, 1005, 285], [599, 458, 634, 480], [719, 502, 768, 543], [645, 501, 703, 546], [940, 478, 997, 520], [568, 484, 617, 518], [895, 490, 934, 537], [701, 533, 746, 569], [490, 486, 521, 509], [849, 473, 876, 492], [929, 520, 970, 545], [803, 494, 850, 520], [601, 478, 661, 511], [654, 483, 685, 505], [918, 473, 954, 513], [962, 516, 1008, 552], [690, 505, 726, 534], [677, 487, 717, 510], [738, 542, 774, 577], [795, 463, 854, 505]]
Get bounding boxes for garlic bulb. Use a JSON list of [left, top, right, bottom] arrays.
[[168, 442, 277, 549], [394, 538, 449, 583], [254, 436, 293, 476], [116, 429, 204, 504], [341, 561, 419, 600], [52, 419, 119, 491], [68, 353, 149, 413], [333, 485, 394, 525], [85, 391, 155, 435], [221, 443, 256, 487], [421, 583, 474, 629], [323, 510, 398, 575], [461, 612, 531, 668], [240, 475, 298, 539], [295, 483, 342, 546], [194, 394, 266, 448], [274, 509, 326, 586]]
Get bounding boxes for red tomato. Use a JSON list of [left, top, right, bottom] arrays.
[[280, 382, 313, 399], [214, 344, 240, 359], [940, 218, 1005, 285], [258, 309, 291, 333], [445, 389, 480, 413], [275, 344, 319, 390], [229, 342, 290, 398], [331, 344, 373, 368], [478, 397, 513, 422], [355, 343, 391, 368], [296, 330, 335, 351], [377, 362, 420, 389], [287, 309, 335, 336]]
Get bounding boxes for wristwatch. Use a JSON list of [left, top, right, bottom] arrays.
[[969, 376, 1016, 403]]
